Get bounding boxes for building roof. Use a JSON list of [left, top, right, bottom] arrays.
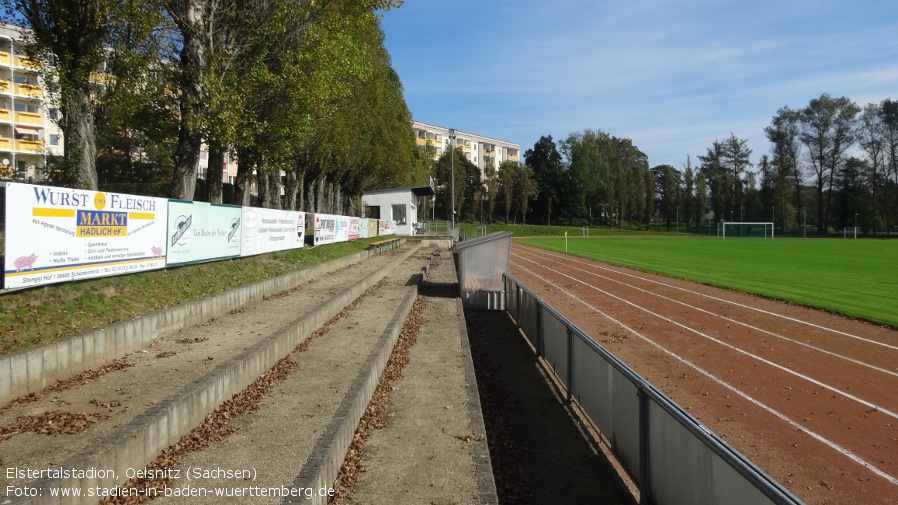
[[363, 185, 435, 197]]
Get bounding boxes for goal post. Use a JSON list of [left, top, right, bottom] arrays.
[[843, 227, 858, 239], [721, 222, 774, 239]]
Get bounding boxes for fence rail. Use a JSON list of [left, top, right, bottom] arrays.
[[504, 273, 803, 505]]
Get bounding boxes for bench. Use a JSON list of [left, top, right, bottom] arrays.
[[367, 237, 401, 252]]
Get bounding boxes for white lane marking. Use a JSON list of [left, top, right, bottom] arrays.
[[518, 249, 898, 379], [519, 245, 898, 352], [515, 265, 898, 487], [511, 253, 898, 422]]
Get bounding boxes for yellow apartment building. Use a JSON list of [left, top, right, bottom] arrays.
[[0, 23, 64, 181], [412, 121, 520, 177]]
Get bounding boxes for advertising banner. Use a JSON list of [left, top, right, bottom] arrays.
[[383, 220, 396, 235], [313, 213, 337, 246], [335, 215, 350, 243], [166, 200, 242, 266], [359, 218, 370, 239], [348, 217, 360, 241], [4, 183, 168, 289], [240, 207, 304, 257]]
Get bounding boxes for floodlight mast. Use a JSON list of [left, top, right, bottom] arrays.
[[449, 128, 456, 230]]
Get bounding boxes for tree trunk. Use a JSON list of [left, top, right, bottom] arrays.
[[285, 170, 298, 210], [269, 170, 282, 209], [317, 178, 326, 213], [233, 148, 255, 206], [169, 0, 205, 200], [257, 169, 270, 208], [206, 146, 224, 203], [67, 88, 98, 190]]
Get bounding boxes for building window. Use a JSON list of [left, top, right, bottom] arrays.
[[50, 134, 59, 146], [391, 204, 407, 224], [49, 108, 59, 120]]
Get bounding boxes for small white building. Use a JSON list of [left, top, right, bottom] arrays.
[[361, 185, 435, 236]]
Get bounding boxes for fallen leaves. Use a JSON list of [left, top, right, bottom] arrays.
[[0, 411, 99, 442]]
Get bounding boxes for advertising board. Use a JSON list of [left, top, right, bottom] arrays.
[[166, 200, 242, 266], [3, 183, 168, 288]]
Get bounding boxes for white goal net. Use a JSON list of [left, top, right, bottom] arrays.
[[720, 222, 774, 239]]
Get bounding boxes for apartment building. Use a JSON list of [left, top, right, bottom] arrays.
[[0, 23, 64, 181], [412, 121, 519, 177]]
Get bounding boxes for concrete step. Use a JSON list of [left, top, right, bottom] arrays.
[[0, 242, 440, 504]]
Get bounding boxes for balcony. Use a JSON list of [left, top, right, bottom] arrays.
[[14, 83, 41, 98], [0, 51, 9, 66], [15, 111, 42, 124], [16, 138, 43, 152], [90, 71, 115, 86], [0, 80, 9, 93], [0, 109, 9, 121], [0, 137, 10, 149], [13, 54, 38, 69]]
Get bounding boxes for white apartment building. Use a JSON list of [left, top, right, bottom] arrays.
[[0, 23, 64, 181], [412, 121, 519, 177]]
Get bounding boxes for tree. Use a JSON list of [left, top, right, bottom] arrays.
[[524, 135, 564, 225], [765, 107, 804, 230], [652, 164, 680, 230], [878, 98, 898, 235], [7, 0, 117, 189], [498, 160, 516, 224], [515, 163, 538, 225], [798, 94, 860, 233], [434, 146, 477, 222], [683, 156, 695, 230], [483, 161, 498, 223], [722, 133, 753, 210], [858, 103, 886, 234]]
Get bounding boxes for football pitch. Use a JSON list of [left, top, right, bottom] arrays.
[[517, 236, 898, 328]]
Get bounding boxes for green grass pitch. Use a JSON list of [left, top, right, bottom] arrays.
[[516, 236, 898, 329]]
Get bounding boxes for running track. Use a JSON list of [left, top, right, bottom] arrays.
[[509, 243, 898, 505]]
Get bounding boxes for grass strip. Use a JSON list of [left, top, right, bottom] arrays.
[[0, 239, 379, 355]]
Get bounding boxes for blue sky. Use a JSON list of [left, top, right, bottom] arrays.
[[380, 1, 898, 169]]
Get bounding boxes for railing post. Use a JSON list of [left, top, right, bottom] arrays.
[[565, 327, 573, 405], [515, 282, 522, 330], [638, 385, 650, 505]]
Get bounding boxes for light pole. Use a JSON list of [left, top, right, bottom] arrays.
[[448, 128, 456, 230], [855, 212, 858, 238]]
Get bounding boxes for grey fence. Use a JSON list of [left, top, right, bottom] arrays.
[[504, 273, 804, 505]]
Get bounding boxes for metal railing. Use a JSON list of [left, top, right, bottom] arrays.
[[504, 273, 803, 505], [416, 219, 450, 235]]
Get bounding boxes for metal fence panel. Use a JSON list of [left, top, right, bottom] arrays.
[[517, 287, 540, 350], [505, 277, 519, 316], [571, 336, 641, 479], [647, 399, 777, 505], [540, 310, 569, 388]]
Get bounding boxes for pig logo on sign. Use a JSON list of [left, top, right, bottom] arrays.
[[151, 246, 163, 257], [13, 253, 38, 272]]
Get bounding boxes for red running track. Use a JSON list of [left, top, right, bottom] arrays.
[[509, 243, 898, 505]]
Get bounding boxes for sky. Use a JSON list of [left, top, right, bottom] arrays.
[[379, 0, 898, 170]]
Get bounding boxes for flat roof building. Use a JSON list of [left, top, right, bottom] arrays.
[[412, 121, 520, 177]]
